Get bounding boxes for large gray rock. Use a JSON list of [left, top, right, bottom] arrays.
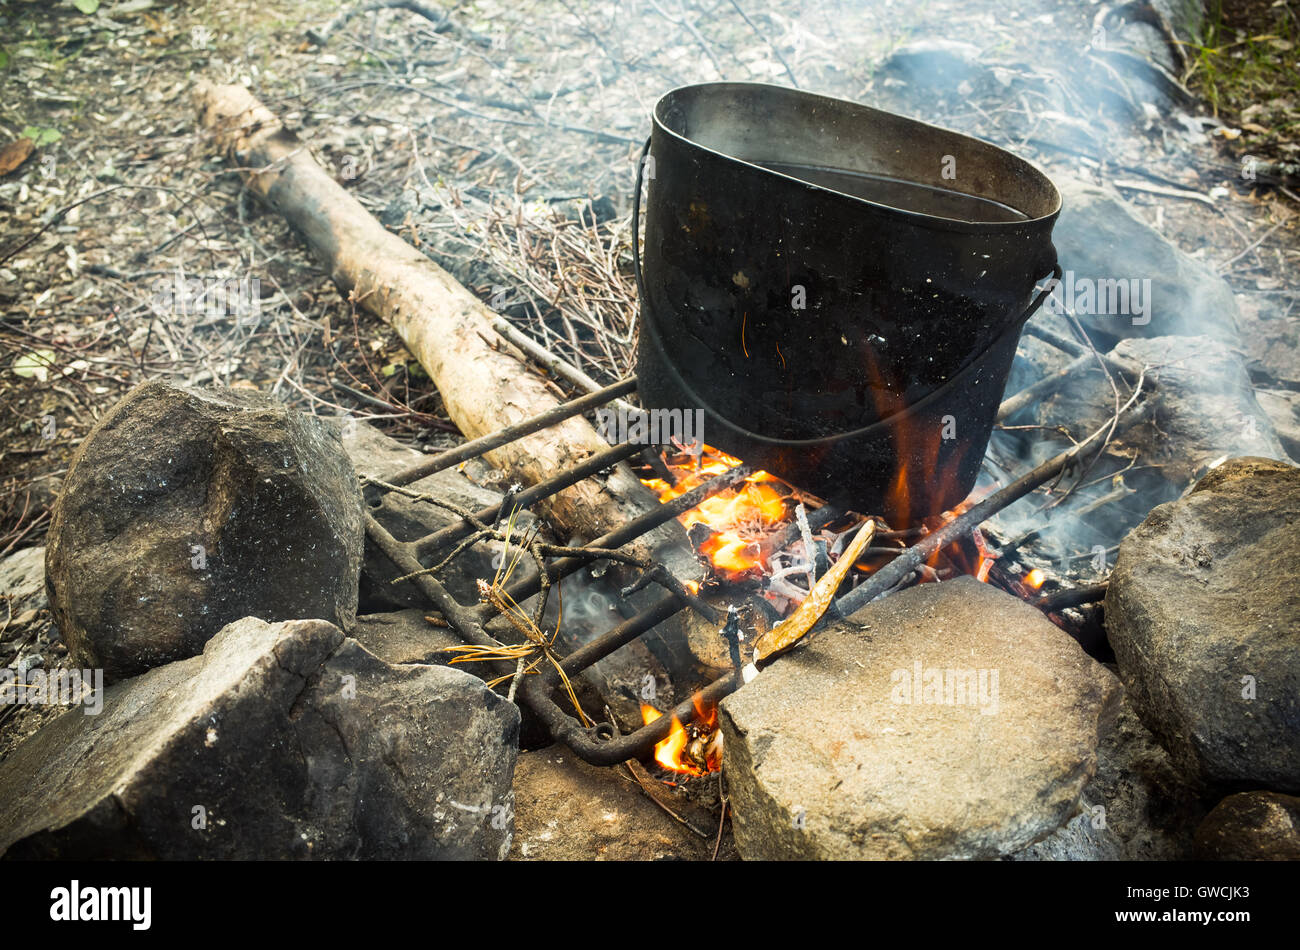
[[1012, 698, 1204, 860], [1237, 294, 1300, 387], [1050, 176, 1240, 347], [1042, 335, 1290, 489], [45, 381, 363, 682], [1194, 791, 1300, 860], [1256, 389, 1300, 460], [351, 608, 466, 667], [0, 546, 64, 762], [878, 39, 985, 93], [720, 576, 1121, 860], [0, 616, 518, 859], [1106, 457, 1300, 792]]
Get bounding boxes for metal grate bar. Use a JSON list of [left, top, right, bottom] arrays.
[[361, 381, 740, 766], [413, 441, 643, 557], [551, 593, 685, 680], [366, 508, 734, 766], [388, 377, 638, 487], [491, 464, 753, 615]]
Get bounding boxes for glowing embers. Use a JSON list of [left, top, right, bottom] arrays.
[[641, 446, 789, 580], [638, 443, 1003, 618]]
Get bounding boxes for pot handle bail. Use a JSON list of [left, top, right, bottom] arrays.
[[632, 135, 1064, 448]]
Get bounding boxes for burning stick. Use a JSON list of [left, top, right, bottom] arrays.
[[752, 518, 877, 666]]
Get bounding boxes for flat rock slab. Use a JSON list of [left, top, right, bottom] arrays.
[[0, 617, 518, 859], [0, 545, 46, 616], [1106, 457, 1300, 792], [1012, 698, 1205, 860], [45, 381, 364, 682], [351, 608, 466, 667], [1042, 335, 1289, 492], [1050, 176, 1240, 347], [720, 576, 1120, 860], [509, 746, 721, 860]]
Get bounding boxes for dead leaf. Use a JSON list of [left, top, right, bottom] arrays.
[[0, 137, 35, 177]]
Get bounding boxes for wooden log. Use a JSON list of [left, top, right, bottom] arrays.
[[193, 81, 660, 548]]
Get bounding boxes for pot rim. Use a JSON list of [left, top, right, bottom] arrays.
[[652, 81, 1062, 232]]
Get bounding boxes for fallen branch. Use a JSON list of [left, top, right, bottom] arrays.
[[194, 81, 660, 547]]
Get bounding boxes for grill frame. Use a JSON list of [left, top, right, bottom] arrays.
[[362, 377, 744, 766], [361, 371, 1146, 762]]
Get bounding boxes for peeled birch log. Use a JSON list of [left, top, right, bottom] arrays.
[[193, 81, 659, 546], [193, 82, 732, 689]]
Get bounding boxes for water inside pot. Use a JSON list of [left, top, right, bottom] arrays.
[[755, 161, 1029, 223]]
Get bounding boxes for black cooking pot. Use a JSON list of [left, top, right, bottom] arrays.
[[634, 82, 1061, 523]]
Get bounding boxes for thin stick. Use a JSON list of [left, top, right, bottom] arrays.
[[1037, 582, 1109, 612], [712, 770, 728, 861], [506, 656, 526, 703], [726, 0, 799, 87], [490, 317, 638, 415], [624, 760, 714, 839]]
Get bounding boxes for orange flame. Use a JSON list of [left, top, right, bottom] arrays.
[[643, 446, 789, 579], [1024, 568, 1046, 590], [640, 697, 721, 775], [640, 413, 1004, 604]]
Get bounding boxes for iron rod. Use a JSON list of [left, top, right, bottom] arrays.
[[551, 594, 684, 679], [412, 441, 643, 556], [387, 376, 638, 486], [366, 512, 740, 765], [832, 400, 1152, 621], [488, 464, 753, 616]]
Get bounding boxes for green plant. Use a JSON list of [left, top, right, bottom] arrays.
[[1185, 0, 1299, 119], [20, 126, 61, 146]]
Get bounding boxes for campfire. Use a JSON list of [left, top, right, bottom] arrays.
[[641, 695, 722, 777], [6, 0, 1296, 868], [636, 442, 1027, 621]]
